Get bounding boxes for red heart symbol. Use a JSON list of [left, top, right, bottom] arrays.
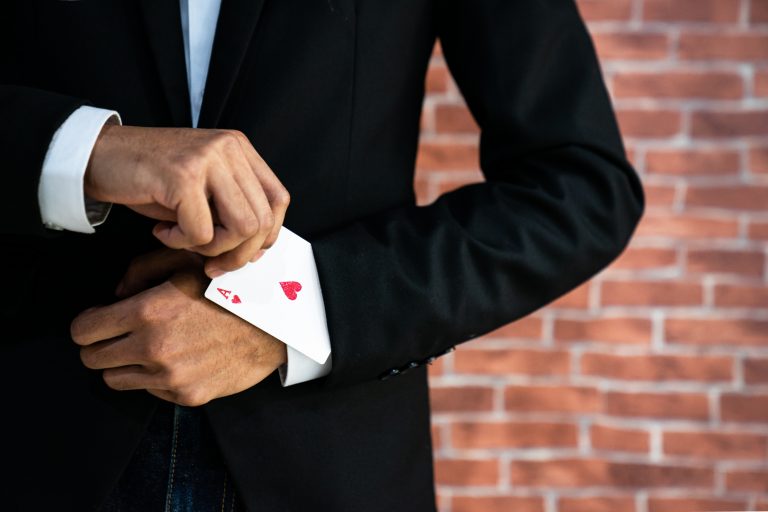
[[231, 295, 241, 304], [280, 281, 302, 300]]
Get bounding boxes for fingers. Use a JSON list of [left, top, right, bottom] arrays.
[[128, 203, 178, 223], [237, 137, 290, 250], [116, 249, 203, 298], [80, 338, 140, 370], [191, 166, 270, 260], [71, 301, 138, 347], [102, 366, 165, 391], [153, 188, 214, 249]]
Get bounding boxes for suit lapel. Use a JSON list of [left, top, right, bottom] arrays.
[[139, 0, 192, 127], [198, 0, 267, 128]]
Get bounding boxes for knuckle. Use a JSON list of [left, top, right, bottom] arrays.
[[189, 228, 214, 247], [231, 211, 259, 237], [172, 155, 203, 182], [274, 189, 291, 209], [162, 368, 184, 390], [135, 300, 156, 323], [177, 388, 208, 408], [213, 130, 241, 152], [256, 209, 274, 235], [144, 340, 170, 365]]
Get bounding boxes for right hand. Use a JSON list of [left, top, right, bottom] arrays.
[[85, 125, 290, 277]]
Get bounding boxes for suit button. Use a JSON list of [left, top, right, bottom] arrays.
[[399, 361, 420, 375], [379, 368, 400, 381]]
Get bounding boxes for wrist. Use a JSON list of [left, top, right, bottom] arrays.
[[84, 123, 121, 201]]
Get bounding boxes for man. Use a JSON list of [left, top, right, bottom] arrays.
[[1, 0, 644, 510]]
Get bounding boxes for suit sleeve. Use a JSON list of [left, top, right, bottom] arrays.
[[310, 0, 644, 387], [0, 1, 89, 237]]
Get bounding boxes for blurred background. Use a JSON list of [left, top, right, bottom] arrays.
[[417, 1, 768, 511]]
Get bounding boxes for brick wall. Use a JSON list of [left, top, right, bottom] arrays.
[[418, 1, 768, 511]]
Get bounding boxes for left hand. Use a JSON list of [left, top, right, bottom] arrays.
[[70, 250, 287, 407]]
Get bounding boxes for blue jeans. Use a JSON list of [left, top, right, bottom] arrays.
[[100, 402, 243, 512]]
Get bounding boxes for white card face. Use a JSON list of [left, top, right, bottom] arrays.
[[204, 227, 331, 365]]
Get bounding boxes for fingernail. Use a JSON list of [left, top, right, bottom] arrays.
[[207, 268, 225, 278], [250, 250, 266, 263]]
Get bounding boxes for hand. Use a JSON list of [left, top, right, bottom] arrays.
[[85, 125, 290, 277], [70, 251, 288, 407]]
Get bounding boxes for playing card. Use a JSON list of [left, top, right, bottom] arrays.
[[204, 227, 331, 365]]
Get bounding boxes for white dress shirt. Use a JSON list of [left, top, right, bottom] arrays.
[[38, 0, 332, 386]]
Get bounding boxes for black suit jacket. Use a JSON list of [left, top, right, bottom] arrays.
[[0, 0, 643, 510]]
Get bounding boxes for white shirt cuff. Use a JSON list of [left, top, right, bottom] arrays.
[[39, 106, 121, 233], [279, 346, 332, 387]]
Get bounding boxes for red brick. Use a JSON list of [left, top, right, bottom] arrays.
[[752, 0, 768, 23], [592, 33, 670, 60], [751, 145, 768, 173], [610, 247, 677, 270], [560, 496, 636, 512], [644, 0, 741, 22], [431, 424, 443, 449], [686, 186, 768, 211], [614, 72, 743, 99], [636, 214, 739, 240], [744, 357, 768, 384], [679, 33, 768, 60], [645, 148, 741, 175], [555, 317, 652, 344], [648, 497, 749, 512], [504, 386, 601, 413], [687, 249, 764, 277], [435, 104, 478, 134], [721, 394, 768, 422], [576, 0, 633, 21], [483, 316, 542, 339], [427, 356, 445, 377], [582, 353, 732, 382], [755, 70, 768, 97], [724, 469, 768, 491], [510, 459, 713, 488], [482, 316, 542, 340], [601, 280, 702, 306], [430, 386, 494, 413], [715, 284, 768, 307], [426, 65, 450, 94], [644, 185, 677, 208], [749, 220, 768, 239], [550, 282, 590, 309], [618, 279, 694, 307], [415, 142, 479, 170], [692, 110, 768, 138], [413, 175, 430, 204], [454, 349, 569, 376], [433, 170, 485, 196], [664, 431, 768, 460], [616, 110, 683, 138], [452, 496, 544, 512], [591, 424, 650, 453], [604, 392, 710, 420], [452, 421, 578, 449], [434, 459, 499, 486], [666, 318, 768, 347]]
